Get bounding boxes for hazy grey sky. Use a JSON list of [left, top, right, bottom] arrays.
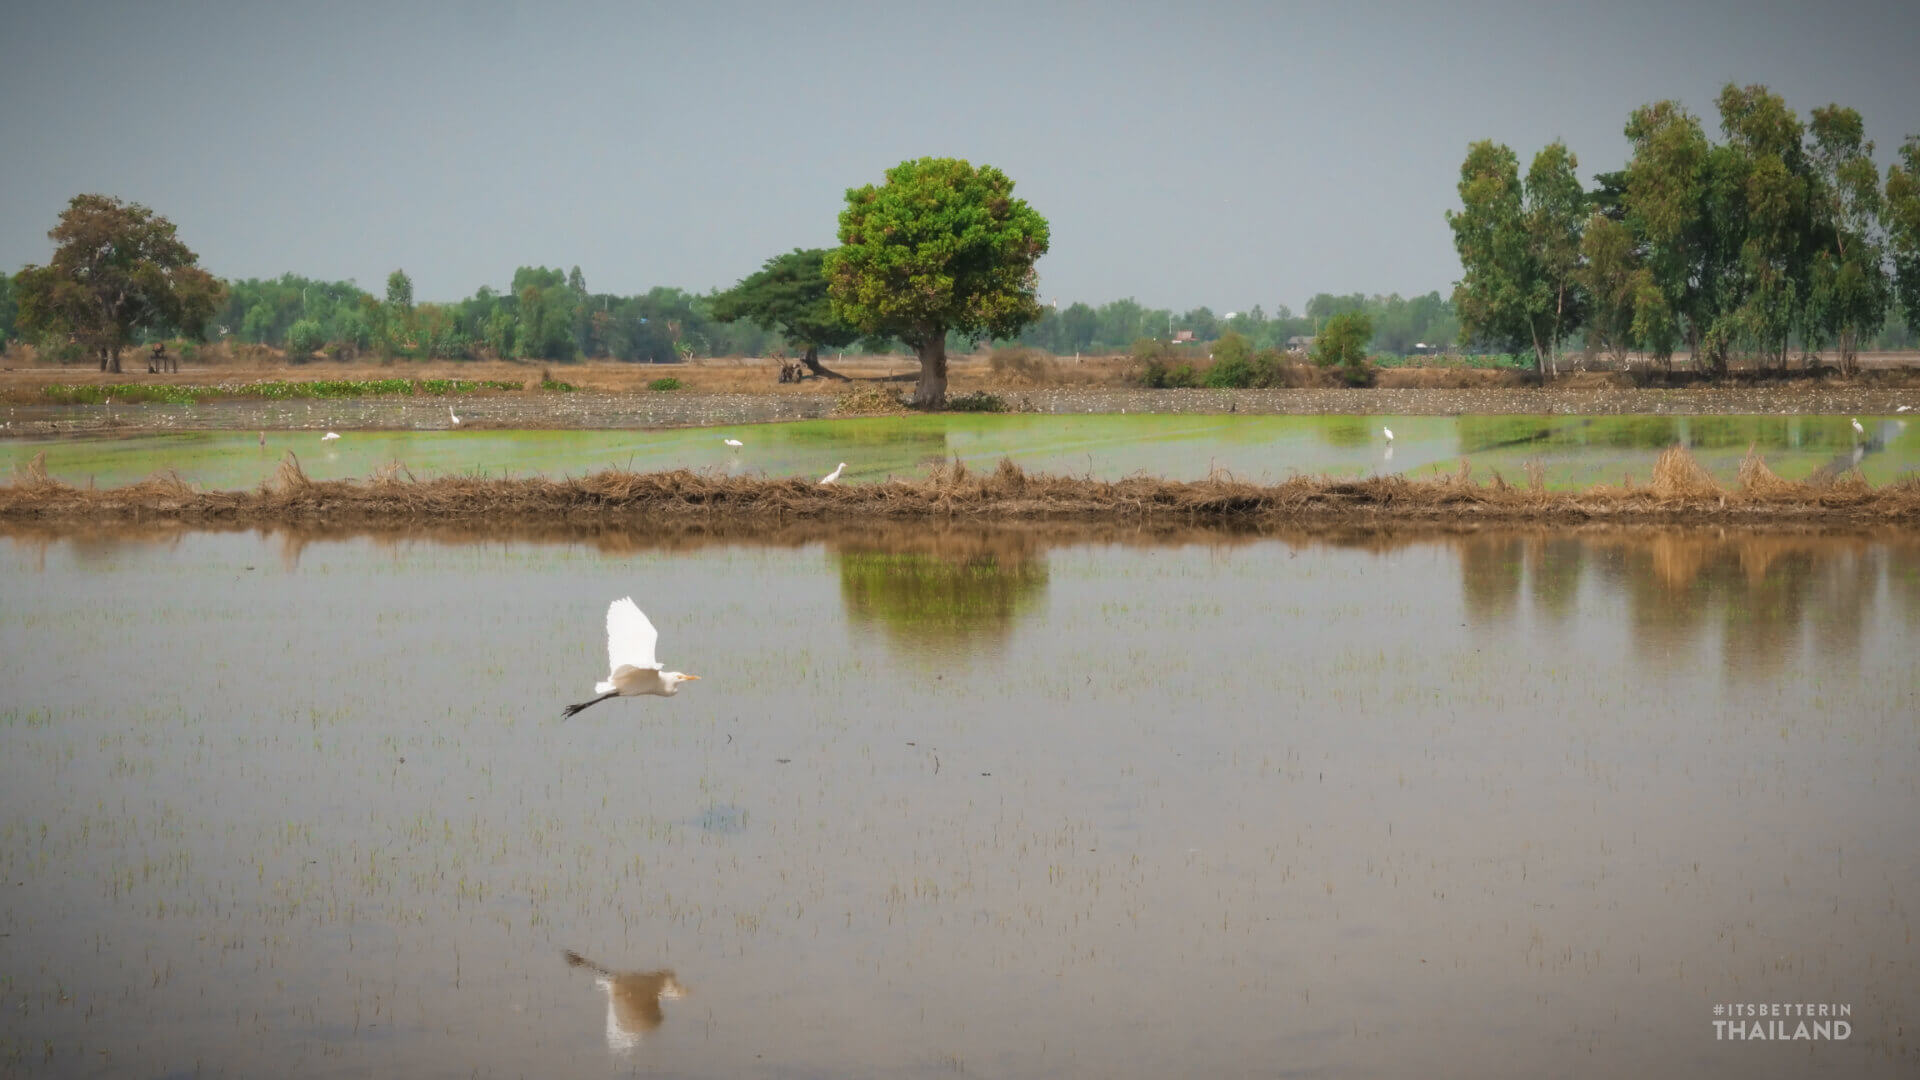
[[3, 1, 1915, 312]]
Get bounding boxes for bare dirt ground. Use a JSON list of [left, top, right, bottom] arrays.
[[3, 351, 1919, 436]]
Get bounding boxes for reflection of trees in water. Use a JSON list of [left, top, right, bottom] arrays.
[[1446, 531, 1914, 680], [1589, 535, 1897, 679], [790, 421, 949, 455], [1458, 536, 1525, 624], [1314, 416, 1373, 448], [12, 520, 1915, 679], [1527, 536, 1584, 622], [1456, 416, 1556, 454], [1455, 534, 1589, 626], [835, 531, 1049, 656]]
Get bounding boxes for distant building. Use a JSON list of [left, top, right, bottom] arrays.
[[1173, 330, 1195, 343], [1287, 335, 1315, 352]]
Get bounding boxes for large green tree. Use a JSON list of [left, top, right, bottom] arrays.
[[1578, 213, 1646, 365], [1804, 105, 1889, 373], [1886, 136, 1920, 337], [0, 272, 17, 345], [826, 158, 1050, 406], [1618, 86, 1854, 374], [709, 248, 860, 379], [1717, 84, 1812, 370], [1447, 140, 1587, 377], [13, 194, 224, 372], [1622, 100, 1716, 369]]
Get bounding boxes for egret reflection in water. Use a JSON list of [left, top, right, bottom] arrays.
[[563, 951, 686, 1053]]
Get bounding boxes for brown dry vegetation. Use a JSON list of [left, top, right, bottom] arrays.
[[9, 341, 1915, 399], [5, 446, 1916, 528]]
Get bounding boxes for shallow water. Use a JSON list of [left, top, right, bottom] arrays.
[[1, 524, 1916, 1078], [8, 412, 1918, 490]]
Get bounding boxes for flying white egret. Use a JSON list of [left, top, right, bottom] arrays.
[[563, 597, 699, 717], [564, 952, 684, 1052], [820, 462, 847, 484], [321, 431, 340, 441], [449, 405, 461, 426], [724, 438, 743, 448], [1898, 405, 1911, 413], [1383, 427, 1395, 442], [1851, 417, 1865, 435]]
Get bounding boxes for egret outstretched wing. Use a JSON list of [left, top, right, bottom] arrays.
[[607, 597, 660, 675]]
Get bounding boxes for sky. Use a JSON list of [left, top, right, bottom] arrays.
[[2, 1, 1916, 313]]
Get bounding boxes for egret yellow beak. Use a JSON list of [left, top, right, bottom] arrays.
[[682, 674, 701, 681]]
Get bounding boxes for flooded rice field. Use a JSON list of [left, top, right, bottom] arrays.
[[1, 523, 1915, 1078], [8, 412, 1919, 491]]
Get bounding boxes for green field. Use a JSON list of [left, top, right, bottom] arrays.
[[9, 412, 1916, 491]]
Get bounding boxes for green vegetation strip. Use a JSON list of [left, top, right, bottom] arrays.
[[36, 378, 526, 405]]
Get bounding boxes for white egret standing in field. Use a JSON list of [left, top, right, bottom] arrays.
[[1383, 427, 1395, 442], [562, 597, 699, 717], [724, 438, 743, 448], [449, 404, 461, 426], [321, 431, 340, 441], [820, 462, 847, 484], [1851, 417, 1866, 436], [564, 951, 684, 1052]]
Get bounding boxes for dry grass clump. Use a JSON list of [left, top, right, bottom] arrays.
[[1736, 444, 1803, 497], [14, 451, 54, 488], [1649, 445, 1723, 499], [5, 446, 1919, 527]]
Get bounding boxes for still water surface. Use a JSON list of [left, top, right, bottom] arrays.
[[1, 525, 1916, 1077], [9, 412, 1918, 489]]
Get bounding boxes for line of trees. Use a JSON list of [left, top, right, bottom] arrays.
[[212, 266, 777, 364], [1007, 291, 1460, 357], [1451, 83, 1920, 378]]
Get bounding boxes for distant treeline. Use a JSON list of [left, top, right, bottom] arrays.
[[2, 257, 1910, 370], [0, 261, 1466, 362]]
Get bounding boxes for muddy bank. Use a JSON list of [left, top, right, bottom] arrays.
[[6, 513, 1912, 559], [5, 383, 1920, 437], [4, 448, 1916, 528]]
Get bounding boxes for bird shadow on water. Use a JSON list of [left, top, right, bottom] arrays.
[[685, 803, 748, 834]]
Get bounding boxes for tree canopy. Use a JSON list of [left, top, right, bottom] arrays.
[[1886, 137, 1920, 335], [826, 157, 1050, 406], [709, 248, 860, 378], [12, 194, 224, 372], [1450, 83, 1914, 376], [1447, 140, 1586, 378]]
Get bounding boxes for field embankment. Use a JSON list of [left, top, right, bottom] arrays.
[[4, 448, 1915, 528]]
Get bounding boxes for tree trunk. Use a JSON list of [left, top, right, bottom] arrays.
[[912, 335, 948, 408], [800, 344, 849, 381]]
